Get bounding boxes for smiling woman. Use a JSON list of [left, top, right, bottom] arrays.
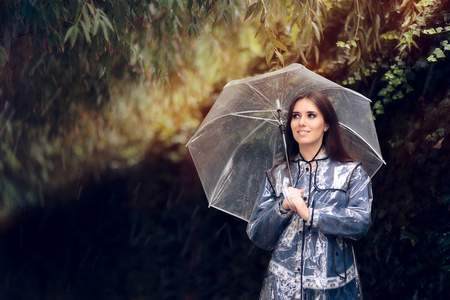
[[247, 91, 373, 300], [285, 91, 355, 165], [290, 98, 329, 161]]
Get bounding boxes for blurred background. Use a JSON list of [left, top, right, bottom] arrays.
[[0, 1, 449, 299]]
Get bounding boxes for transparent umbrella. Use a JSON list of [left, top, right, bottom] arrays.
[[186, 63, 384, 222]]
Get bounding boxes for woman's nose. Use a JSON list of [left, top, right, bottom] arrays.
[[299, 116, 306, 126]]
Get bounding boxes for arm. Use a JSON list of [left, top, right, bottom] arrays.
[[307, 164, 373, 240], [246, 172, 294, 250]]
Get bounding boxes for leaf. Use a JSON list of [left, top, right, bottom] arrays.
[[93, 15, 100, 36], [303, 22, 312, 44], [291, 22, 299, 46], [363, 68, 370, 76], [265, 43, 274, 65], [423, 28, 436, 35], [270, 39, 288, 52], [393, 90, 404, 100], [402, 16, 411, 28], [244, 3, 258, 21], [433, 48, 445, 58], [314, 45, 319, 65], [101, 21, 109, 42], [64, 26, 76, 44], [101, 15, 114, 31], [311, 21, 321, 41], [87, 3, 95, 15], [416, 0, 434, 6], [336, 41, 349, 49], [176, 0, 183, 10], [299, 48, 307, 63], [81, 21, 92, 44], [274, 49, 284, 66], [381, 30, 398, 40], [83, 5, 91, 28], [70, 27, 79, 47]]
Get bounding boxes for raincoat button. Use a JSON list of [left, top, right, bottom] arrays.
[[303, 196, 307, 201], [306, 167, 309, 172]]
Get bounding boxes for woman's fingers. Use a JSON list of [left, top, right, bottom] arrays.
[[285, 196, 296, 212], [282, 187, 303, 212]]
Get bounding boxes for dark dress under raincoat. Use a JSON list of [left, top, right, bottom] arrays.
[[247, 150, 373, 300]]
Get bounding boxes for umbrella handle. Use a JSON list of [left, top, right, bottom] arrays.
[[276, 99, 294, 186], [279, 123, 294, 186]]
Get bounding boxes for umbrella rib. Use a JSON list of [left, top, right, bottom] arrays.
[[339, 123, 386, 164], [209, 204, 249, 222], [233, 110, 279, 124], [281, 70, 289, 105], [232, 115, 279, 124], [245, 84, 280, 121], [210, 120, 270, 205], [190, 111, 279, 140], [318, 87, 372, 103]]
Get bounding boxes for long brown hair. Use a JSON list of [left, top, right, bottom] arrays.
[[284, 90, 353, 163]]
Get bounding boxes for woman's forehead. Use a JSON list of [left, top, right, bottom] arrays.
[[293, 98, 319, 111]]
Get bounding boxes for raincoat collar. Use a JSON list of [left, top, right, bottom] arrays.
[[292, 144, 329, 163]]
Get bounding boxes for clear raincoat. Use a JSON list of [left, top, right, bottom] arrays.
[[247, 149, 373, 300]]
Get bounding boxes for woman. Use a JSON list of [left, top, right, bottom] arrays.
[[247, 91, 373, 299]]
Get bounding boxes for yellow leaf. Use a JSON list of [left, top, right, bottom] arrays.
[[274, 49, 285, 66], [291, 22, 299, 46], [271, 39, 288, 52]]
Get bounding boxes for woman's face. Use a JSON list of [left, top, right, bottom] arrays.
[[290, 98, 329, 150]]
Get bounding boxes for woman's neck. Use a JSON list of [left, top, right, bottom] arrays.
[[299, 144, 323, 162]]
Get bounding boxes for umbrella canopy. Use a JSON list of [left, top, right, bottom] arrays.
[[187, 63, 384, 222]]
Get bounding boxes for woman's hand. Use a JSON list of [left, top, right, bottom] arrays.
[[282, 187, 309, 221]]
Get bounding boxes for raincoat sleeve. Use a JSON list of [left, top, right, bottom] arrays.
[[246, 171, 294, 251], [307, 164, 373, 240]]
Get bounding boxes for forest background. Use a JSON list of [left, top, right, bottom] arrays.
[[0, 0, 449, 299]]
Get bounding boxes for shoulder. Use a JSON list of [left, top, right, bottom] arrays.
[[316, 159, 368, 190], [324, 158, 360, 171]]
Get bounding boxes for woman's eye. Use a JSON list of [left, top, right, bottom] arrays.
[[308, 113, 316, 118], [293, 114, 300, 118]]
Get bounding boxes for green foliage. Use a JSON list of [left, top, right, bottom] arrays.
[[356, 43, 450, 298], [426, 38, 450, 62], [0, 1, 449, 298], [0, 0, 261, 219], [241, 0, 446, 85], [244, 0, 329, 66], [373, 56, 415, 115], [63, 1, 113, 46]]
